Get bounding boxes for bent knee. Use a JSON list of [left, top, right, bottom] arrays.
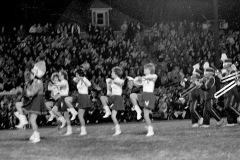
[[100, 96, 107, 101], [130, 93, 137, 99], [15, 102, 23, 108]]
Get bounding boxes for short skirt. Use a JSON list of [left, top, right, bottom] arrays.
[[108, 95, 125, 111], [138, 92, 156, 110], [72, 93, 91, 109]]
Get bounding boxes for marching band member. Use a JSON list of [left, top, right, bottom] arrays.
[[130, 63, 157, 137], [201, 62, 224, 128], [217, 53, 240, 126], [15, 60, 47, 143], [65, 67, 91, 136], [100, 66, 125, 136], [188, 63, 204, 128]]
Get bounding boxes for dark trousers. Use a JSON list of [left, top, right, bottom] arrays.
[[190, 99, 201, 124], [224, 95, 240, 124], [203, 99, 221, 125]]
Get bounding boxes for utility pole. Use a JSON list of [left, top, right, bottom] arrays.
[[213, 0, 220, 69]]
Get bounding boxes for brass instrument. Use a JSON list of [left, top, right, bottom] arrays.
[[214, 71, 240, 99], [180, 84, 196, 98], [180, 76, 206, 98], [214, 80, 236, 99], [0, 91, 18, 96], [220, 71, 240, 83]]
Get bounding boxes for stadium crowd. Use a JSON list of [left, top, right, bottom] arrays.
[[0, 20, 239, 129]]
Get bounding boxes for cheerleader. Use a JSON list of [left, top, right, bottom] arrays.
[[65, 67, 91, 136], [130, 63, 157, 137], [51, 70, 77, 136], [100, 67, 125, 136], [45, 72, 61, 122], [15, 61, 47, 143]]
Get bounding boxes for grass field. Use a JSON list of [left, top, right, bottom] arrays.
[[1, 119, 240, 160]]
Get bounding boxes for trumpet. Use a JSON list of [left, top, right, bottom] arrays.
[[220, 71, 240, 83], [214, 80, 236, 99]]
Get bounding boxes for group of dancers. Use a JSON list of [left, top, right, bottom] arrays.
[[13, 59, 158, 143], [12, 52, 240, 143], [185, 53, 240, 128]]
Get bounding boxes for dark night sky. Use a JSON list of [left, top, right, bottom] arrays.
[[0, 0, 239, 28]]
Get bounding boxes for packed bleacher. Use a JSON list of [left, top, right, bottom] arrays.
[[0, 20, 239, 129]]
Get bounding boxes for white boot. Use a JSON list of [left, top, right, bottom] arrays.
[[48, 111, 56, 122], [217, 119, 224, 126], [31, 132, 40, 143], [14, 111, 20, 119], [80, 126, 87, 136], [64, 126, 72, 136], [113, 124, 121, 136], [29, 132, 36, 141], [146, 125, 154, 137], [201, 125, 210, 128], [192, 123, 199, 128], [237, 116, 240, 123], [103, 106, 111, 118], [15, 114, 28, 129], [69, 108, 78, 121], [135, 105, 142, 120], [58, 116, 66, 128], [198, 117, 203, 126]]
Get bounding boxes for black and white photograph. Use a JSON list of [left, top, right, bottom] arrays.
[[0, 0, 240, 159]]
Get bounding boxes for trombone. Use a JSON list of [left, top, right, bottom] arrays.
[[220, 71, 240, 83], [214, 80, 236, 99], [179, 76, 205, 98], [180, 84, 196, 98], [214, 71, 240, 99]]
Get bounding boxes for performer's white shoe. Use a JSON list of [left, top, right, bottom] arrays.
[[14, 111, 20, 119], [29, 132, 36, 141], [80, 126, 87, 136], [217, 119, 224, 126], [30, 132, 40, 143], [237, 116, 240, 123], [103, 106, 111, 118], [15, 115, 28, 129], [135, 105, 142, 120], [113, 125, 121, 136], [146, 125, 154, 137], [58, 116, 66, 128], [201, 125, 210, 128], [48, 111, 56, 122], [224, 123, 235, 127], [69, 108, 78, 121], [198, 117, 203, 126], [64, 126, 72, 136], [192, 123, 199, 128]]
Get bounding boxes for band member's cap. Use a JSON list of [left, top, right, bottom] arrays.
[[193, 69, 202, 75], [203, 62, 210, 70], [231, 64, 237, 71], [193, 63, 200, 70], [31, 61, 46, 78], [205, 68, 215, 74], [203, 62, 214, 74], [221, 53, 232, 64], [192, 63, 203, 75]]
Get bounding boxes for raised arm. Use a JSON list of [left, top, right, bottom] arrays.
[[28, 80, 43, 97], [82, 77, 91, 87]]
